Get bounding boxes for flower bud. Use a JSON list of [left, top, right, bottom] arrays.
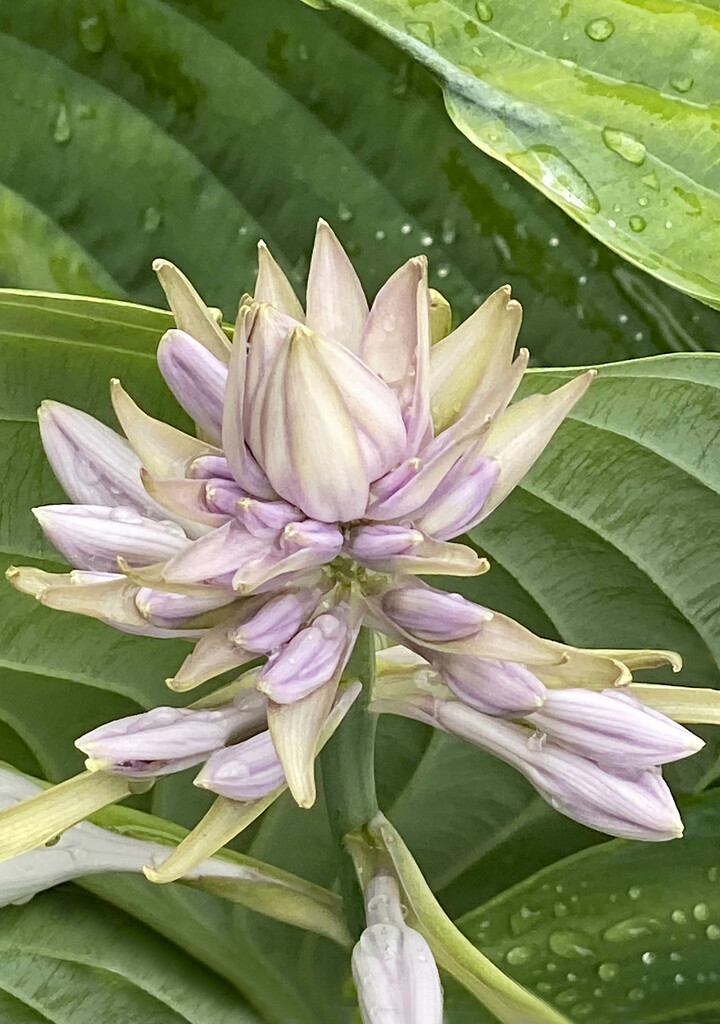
[[76, 693, 266, 778], [157, 329, 227, 442], [194, 730, 285, 800], [381, 583, 492, 642], [256, 607, 354, 704], [437, 700, 684, 841], [352, 874, 443, 1024], [527, 688, 704, 768], [436, 653, 547, 716]]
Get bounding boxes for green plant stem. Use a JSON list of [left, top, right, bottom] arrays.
[[320, 626, 379, 938]]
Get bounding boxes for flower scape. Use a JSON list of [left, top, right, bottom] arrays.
[[2, 221, 713, 1023]]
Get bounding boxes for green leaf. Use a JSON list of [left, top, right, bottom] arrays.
[[320, 0, 720, 309], [0, 0, 717, 363], [450, 788, 720, 1023], [3, 290, 720, 1019], [0, 886, 262, 1023]]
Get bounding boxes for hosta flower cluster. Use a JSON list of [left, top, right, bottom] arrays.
[[9, 221, 700, 836]]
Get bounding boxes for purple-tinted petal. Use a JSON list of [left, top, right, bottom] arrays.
[[360, 257, 432, 455], [435, 700, 685, 841], [161, 521, 267, 584], [380, 582, 492, 642], [230, 589, 322, 652], [33, 505, 189, 572], [526, 688, 704, 768], [346, 525, 488, 576], [232, 520, 343, 594], [436, 653, 547, 715], [412, 454, 500, 541], [38, 401, 169, 520], [257, 606, 356, 704], [234, 498, 302, 538], [222, 303, 278, 500], [157, 329, 227, 443], [305, 219, 368, 353], [195, 730, 286, 800]]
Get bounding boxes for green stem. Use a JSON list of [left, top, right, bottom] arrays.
[[320, 625, 379, 937]]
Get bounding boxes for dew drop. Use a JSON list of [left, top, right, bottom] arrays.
[[573, 1002, 594, 1019], [536, 981, 552, 994], [475, 0, 493, 21], [554, 902, 569, 918], [436, 265, 449, 279], [510, 906, 542, 935], [693, 903, 710, 922], [78, 13, 107, 54], [629, 215, 646, 232], [642, 172, 660, 190], [375, 229, 386, 241], [628, 886, 642, 900], [549, 236, 560, 247], [706, 924, 720, 940], [420, 233, 434, 246], [707, 866, 720, 882], [674, 186, 702, 216], [337, 202, 353, 222], [508, 145, 600, 214], [675, 973, 685, 984], [406, 20, 436, 46], [585, 17, 615, 41], [670, 951, 683, 962], [143, 206, 163, 233], [555, 988, 579, 1007], [637, 196, 649, 207], [548, 930, 595, 960], [669, 72, 694, 93], [641, 951, 656, 966], [601, 128, 646, 166], [603, 917, 661, 943], [527, 730, 546, 752], [400, 222, 413, 235], [598, 962, 619, 981], [671, 909, 687, 924], [52, 101, 72, 145], [628, 987, 645, 1001], [506, 945, 534, 966]]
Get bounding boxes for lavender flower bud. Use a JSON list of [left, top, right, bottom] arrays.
[[381, 583, 492, 642], [256, 607, 353, 704], [437, 700, 684, 841], [194, 730, 285, 799], [157, 329, 227, 442], [33, 504, 188, 573], [526, 688, 704, 768], [76, 694, 266, 778], [352, 874, 443, 1024], [437, 653, 547, 715], [230, 589, 321, 652]]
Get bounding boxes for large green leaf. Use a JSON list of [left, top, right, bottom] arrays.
[[321, 0, 720, 310], [2, 290, 720, 1021], [449, 788, 720, 1023], [0, 0, 717, 363], [0, 886, 261, 1023]]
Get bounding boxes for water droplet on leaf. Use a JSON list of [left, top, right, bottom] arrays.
[[508, 145, 600, 214], [585, 17, 615, 41], [475, 0, 493, 21], [506, 945, 534, 965], [602, 128, 646, 165], [669, 72, 694, 93], [603, 917, 661, 943], [629, 215, 646, 232], [549, 930, 595, 959], [598, 962, 619, 981]]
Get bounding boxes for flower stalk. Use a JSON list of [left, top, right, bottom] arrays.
[[321, 625, 379, 937]]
